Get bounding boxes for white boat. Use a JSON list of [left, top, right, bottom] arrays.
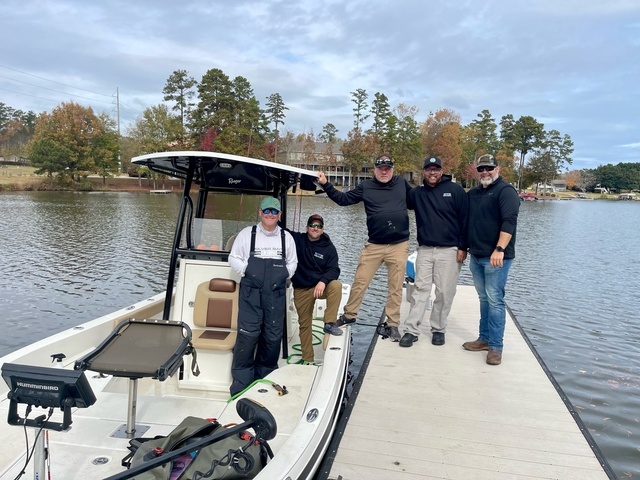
[[0, 151, 351, 480], [572, 193, 594, 200]]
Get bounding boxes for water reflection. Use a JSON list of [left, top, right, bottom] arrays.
[[506, 200, 640, 477], [1, 192, 638, 477], [1, 192, 178, 354]]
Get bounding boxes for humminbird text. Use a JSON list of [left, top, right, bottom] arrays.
[[16, 382, 59, 391]]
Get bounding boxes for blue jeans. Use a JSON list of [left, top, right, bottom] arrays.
[[469, 255, 513, 350]]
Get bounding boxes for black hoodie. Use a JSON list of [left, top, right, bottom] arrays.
[[407, 175, 469, 249], [290, 231, 340, 289]]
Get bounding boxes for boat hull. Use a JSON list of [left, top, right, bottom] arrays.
[[0, 287, 350, 479]]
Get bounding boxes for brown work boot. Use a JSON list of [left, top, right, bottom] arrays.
[[462, 338, 489, 351], [486, 349, 502, 365]]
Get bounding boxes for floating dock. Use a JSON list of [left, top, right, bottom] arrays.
[[323, 285, 612, 479]]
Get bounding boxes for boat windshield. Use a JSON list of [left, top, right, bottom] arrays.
[[183, 193, 263, 252]]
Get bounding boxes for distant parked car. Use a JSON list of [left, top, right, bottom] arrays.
[[519, 193, 538, 201]]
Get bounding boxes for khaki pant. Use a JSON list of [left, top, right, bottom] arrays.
[[403, 246, 461, 336], [293, 280, 343, 362], [343, 241, 409, 327]]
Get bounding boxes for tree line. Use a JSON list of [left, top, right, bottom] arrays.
[[1, 68, 632, 191]]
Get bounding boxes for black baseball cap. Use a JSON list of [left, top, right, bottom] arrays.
[[374, 154, 394, 168], [307, 214, 324, 227], [423, 157, 442, 168]]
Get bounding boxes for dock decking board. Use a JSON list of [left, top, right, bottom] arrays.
[[328, 286, 609, 480]]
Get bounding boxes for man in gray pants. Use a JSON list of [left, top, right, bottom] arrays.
[[400, 157, 468, 347]]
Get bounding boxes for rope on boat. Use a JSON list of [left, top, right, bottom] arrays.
[[227, 378, 286, 403], [286, 325, 325, 365], [46, 430, 51, 480]]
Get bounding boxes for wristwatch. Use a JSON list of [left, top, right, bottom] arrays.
[[495, 246, 505, 253]]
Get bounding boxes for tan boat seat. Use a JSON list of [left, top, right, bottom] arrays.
[[192, 278, 239, 350]]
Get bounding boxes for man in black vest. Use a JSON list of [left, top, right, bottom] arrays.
[[463, 155, 520, 366]]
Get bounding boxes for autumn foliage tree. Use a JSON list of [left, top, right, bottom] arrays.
[[420, 109, 462, 173], [128, 104, 183, 154], [277, 130, 297, 164], [388, 103, 422, 175], [494, 150, 518, 184], [564, 170, 582, 190], [299, 130, 317, 168], [0, 103, 36, 159], [29, 101, 119, 182], [341, 128, 373, 184]]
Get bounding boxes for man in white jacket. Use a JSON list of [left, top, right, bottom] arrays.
[[228, 197, 297, 395]]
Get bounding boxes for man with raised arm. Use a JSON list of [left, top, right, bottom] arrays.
[[317, 154, 412, 341]]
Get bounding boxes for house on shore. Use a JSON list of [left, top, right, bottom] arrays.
[[0, 156, 30, 166], [283, 140, 416, 187]]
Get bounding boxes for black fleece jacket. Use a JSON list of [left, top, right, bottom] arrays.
[[290, 231, 340, 289], [322, 175, 412, 244]]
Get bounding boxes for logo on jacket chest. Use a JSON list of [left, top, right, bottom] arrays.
[[313, 252, 324, 260], [443, 193, 452, 197]]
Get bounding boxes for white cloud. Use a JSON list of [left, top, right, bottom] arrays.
[[0, 0, 638, 170]]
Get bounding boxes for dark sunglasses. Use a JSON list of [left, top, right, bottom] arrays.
[[477, 166, 496, 172], [262, 208, 280, 215], [308, 223, 324, 229]]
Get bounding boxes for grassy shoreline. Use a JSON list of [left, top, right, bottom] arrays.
[[0, 166, 181, 192]]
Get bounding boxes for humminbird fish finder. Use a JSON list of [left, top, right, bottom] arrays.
[[2, 362, 96, 431]]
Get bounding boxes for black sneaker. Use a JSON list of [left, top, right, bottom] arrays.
[[399, 332, 418, 347], [323, 322, 343, 336], [432, 332, 445, 345], [336, 314, 356, 327], [387, 326, 401, 342]]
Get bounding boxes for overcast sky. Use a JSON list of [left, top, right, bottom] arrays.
[[1, 0, 638, 170]]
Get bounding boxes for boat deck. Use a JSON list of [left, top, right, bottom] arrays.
[[0, 315, 340, 479], [328, 286, 609, 480]]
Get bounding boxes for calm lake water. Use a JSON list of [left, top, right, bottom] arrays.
[[1, 192, 638, 478]]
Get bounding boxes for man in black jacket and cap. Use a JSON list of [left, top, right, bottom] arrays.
[[290, 214, 343, 364], [401, 156, 468, 348], [317, 154, 412, 342]]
